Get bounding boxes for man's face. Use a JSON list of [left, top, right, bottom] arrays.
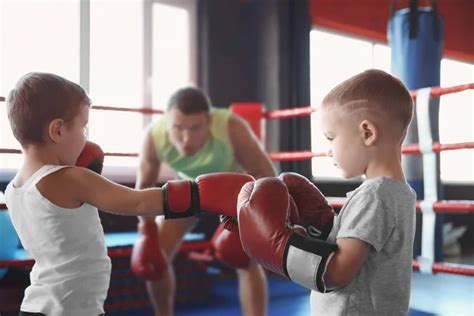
[[166, 108, 211, 156]]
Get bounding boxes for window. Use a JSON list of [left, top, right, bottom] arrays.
[[439, 59, 474, 182], [89, 0, 144, 168], [152, 1, 197, 109], [0, 0, 197, 182], [310, 29, 474, 183], [0, 0, 80, 170], [310, 30, 387, 180], [88, 0, 196, 170]]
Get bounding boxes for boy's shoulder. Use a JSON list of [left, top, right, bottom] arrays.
[[39, 165, 90, 185], [347, 177, 415, 209], [357, 177, 413, 196], [18, 165, 90, 196]]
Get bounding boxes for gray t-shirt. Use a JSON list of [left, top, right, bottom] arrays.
[[311, 177, 416, 316]]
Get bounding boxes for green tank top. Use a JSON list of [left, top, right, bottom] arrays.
[[151, 108, 241, 180]]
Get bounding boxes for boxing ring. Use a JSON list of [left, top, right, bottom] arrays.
[[0, 82, 473, 312]]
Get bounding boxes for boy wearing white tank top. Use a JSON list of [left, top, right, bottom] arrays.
[[4, 72, 171, 316]]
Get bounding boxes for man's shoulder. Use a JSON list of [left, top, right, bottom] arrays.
[[149, 117, 169, 143], [211, 108, 231, 121], [210, 108, 232, 139]]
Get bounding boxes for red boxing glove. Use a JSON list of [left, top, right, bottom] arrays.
[[278, 172, 335, 239], [76, 140, 104, 174], [131, 220, 168, 281], [162, 172, 254, 219], [211, 218, 250, 269], [238, 178, 337, 293]]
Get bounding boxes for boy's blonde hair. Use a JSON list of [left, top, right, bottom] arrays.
[[321, 69, 413, 141], [7, 72, 91, 147]]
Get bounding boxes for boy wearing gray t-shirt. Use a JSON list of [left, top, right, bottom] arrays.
[[311, 70, 416, 315], [311, 177, 416, 315], [236, 70, 416, 315]]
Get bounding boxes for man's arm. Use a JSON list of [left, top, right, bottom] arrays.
[[228, 114, 275, 178], [131, 129, 166, 279], [136, 128, 162, 222]]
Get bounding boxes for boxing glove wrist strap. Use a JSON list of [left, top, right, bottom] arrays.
[[162, 180, 200, 219], [284, 234, 337, 293]]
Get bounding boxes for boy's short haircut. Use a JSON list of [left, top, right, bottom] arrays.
[[7, 72, 91, 146], [167, 87, 211, 114], [321, 69, 413, 140]]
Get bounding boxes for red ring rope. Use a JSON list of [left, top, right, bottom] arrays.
[[267, 141, 474, 161], [412, 260, 474, 276], [91, 105, 163, 115], [412, 83, 474, 98], [2, 141, 472, 158], [326, 200, 474, 214], [2, 200, 473, 214], [1, 83, 472, 120], [0, 241, 212, 268], [264, 106, 317, 120], [422, 201, 474, 212], [0, 148, 21, 154], [262, 83, 473, 120], [1, 249, 473, 276], [268, 150, 326, 161], [402, 142, 474, 154]]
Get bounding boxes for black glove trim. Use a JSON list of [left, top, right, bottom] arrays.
[[284, 233, 337, 293], [162, 181, 200, 219]]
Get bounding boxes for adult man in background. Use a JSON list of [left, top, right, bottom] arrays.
[[132, 87, 275, 316]]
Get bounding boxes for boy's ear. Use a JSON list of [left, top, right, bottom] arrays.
[[359, 119, 377, 146], [48, 118, 66, 143]]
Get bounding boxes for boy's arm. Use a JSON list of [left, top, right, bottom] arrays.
[[279, 172, 369, 290], [72, 167, 163, 216], [72, 139, 163, 216], [325, 193, 393, 290], [324, 238, 370, 289], [228, 114, 275, 178]]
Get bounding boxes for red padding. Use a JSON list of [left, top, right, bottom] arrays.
[[230, 102, 263, 140]]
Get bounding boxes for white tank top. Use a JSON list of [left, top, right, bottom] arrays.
[[5, 165, 111, 315]]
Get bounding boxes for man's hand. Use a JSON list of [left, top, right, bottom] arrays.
[[211, 218, 250, 269], [131, 220, 168, 280]]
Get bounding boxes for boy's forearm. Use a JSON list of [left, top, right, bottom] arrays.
[[135, 181, 160, 221], [81, 185, 161, 218], [135, 188, 163, 217], [324, 238, 370, 289]]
